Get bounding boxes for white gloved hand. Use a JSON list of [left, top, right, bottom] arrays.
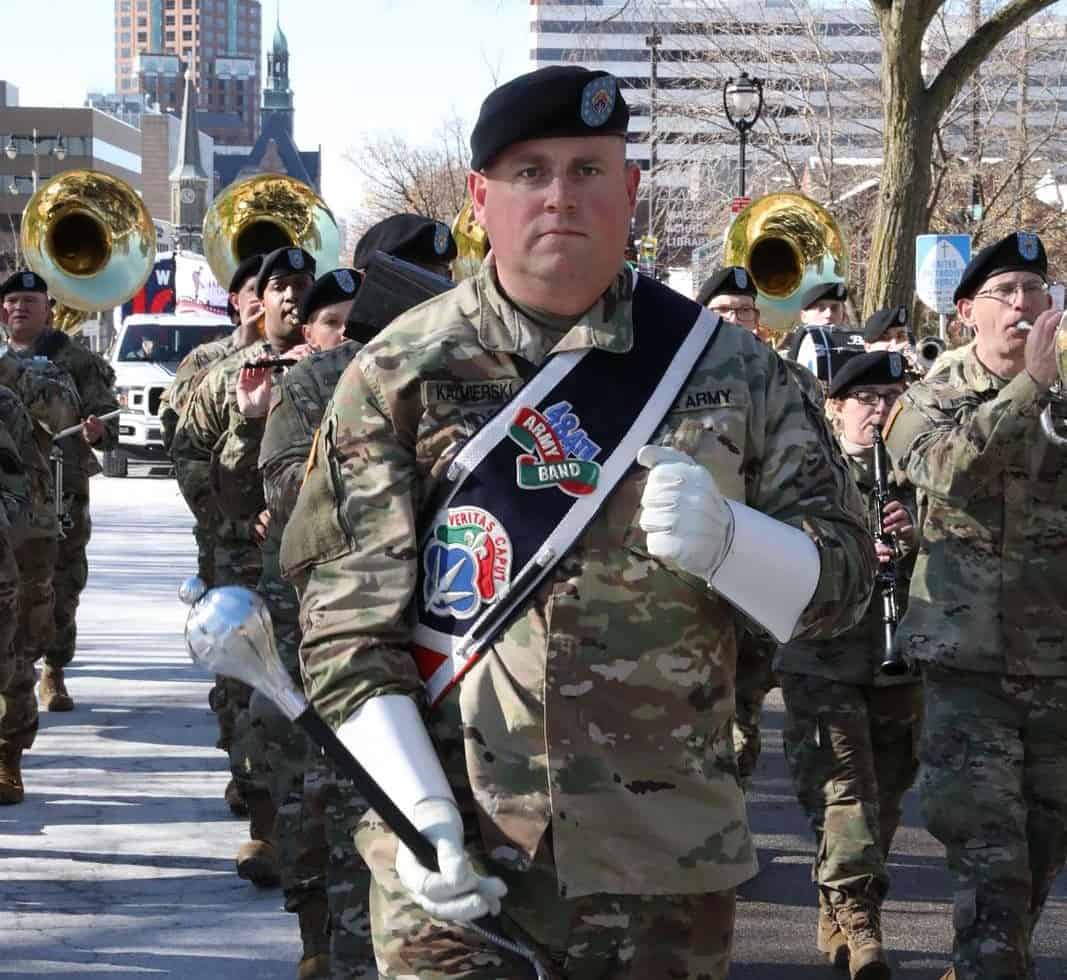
[[395, 797, 508, 923], [637, 444, 734, 582]]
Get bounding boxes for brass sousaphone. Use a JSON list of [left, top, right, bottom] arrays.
[[202, 173, 341, 289], [20, 170, 156, 333], [722, 191, 849, 333], [450, 199, 489, 282]]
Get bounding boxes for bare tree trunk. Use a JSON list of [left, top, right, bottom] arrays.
[[864, 6, 934, 315]]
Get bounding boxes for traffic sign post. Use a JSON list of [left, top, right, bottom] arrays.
[[916, 234, 971, 340]]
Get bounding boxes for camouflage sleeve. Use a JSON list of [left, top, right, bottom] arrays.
[[214, 397, 266, 523], [884, 371, 1043, 501], [750, 348, 876, 640], [260, 379, 317, 528], [0, 389, 31, 528], [15, 366, 81, 437], [71, 350, 120, 451], [171, 364, 226, 465], [282, 359, 420, 729]]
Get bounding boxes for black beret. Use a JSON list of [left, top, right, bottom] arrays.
[[0, 270, 48, 298], [471, 66, 630, 172], [799, 280, 848, 310], [828, 350, 907, 399], [696, 267, 756, 307], [352, 215, 457, 271], [228, 253, 264, 294], [254, 247, 316, 297], [863, 305, 909, 343], [300, 268, 362, 323], [952, 231, 1048, 304]]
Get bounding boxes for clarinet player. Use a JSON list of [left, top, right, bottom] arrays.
[[776, 350, 920, 980]]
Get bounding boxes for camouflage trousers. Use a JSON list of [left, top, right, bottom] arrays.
[[0, 537, 56, 751], [355, 813, 736, 979], [43, 492, 89, 672], [173, 457, 217, 587], [254, 537, 329, 910], [780, 672, 922, 909], [733, 633, 778, 789], [0, 534, 17, 699], [250, 690, 328, 910], [213, 533, 265, 795], [920, 666, 1067, 980]]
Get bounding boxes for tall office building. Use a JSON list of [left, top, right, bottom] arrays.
[[114, 0, 262, 146], [530, 2, 883, 264], [532, 2, 1067, 267]]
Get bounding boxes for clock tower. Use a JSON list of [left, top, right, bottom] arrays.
[[170, 75, 208, 252]]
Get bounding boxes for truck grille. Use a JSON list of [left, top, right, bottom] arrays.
[[148, 387, 165, 416]]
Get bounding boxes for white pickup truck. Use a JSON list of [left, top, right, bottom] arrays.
[[103, 311, 231, 477]]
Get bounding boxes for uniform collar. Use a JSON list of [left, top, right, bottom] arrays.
[[475, 256, 635, 363], [964, 344, 1012, 393]]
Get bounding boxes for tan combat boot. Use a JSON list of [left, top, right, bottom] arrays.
[[38, 666, 75, 712], [0, 745, 24, 804], [817, 893, 850, 969], [938, 970, 955, 980], [235, 789, 280, 887], [296, 893, 331, 979], [836, 900, 890, 980], [224, 778, 249, 817]]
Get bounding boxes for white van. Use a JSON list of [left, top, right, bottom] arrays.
[[104, 311, 231, 477]]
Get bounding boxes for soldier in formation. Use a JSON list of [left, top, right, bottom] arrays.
[[0, 271, 119, 713], [885, 232, 1067, 980], [0, 305, 81, 804], [172, 246, 316, 886], [163, 253, 264, 815], [278, 66, 874, 979], [777, 350, 922, 980]]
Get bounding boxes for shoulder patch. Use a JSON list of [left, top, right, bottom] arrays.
[[882, 398, 931, 461]]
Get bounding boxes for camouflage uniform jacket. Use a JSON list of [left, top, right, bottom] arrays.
[[11, 331, 118, 490], [259, 341, 362, 528], [160, 334, 237, 451], [776, 438, 919, 686], [281, 260, 875, 899], [0, 387, 31, 532], [0, 351, 80, 540], [886, 344, 1067, 675]]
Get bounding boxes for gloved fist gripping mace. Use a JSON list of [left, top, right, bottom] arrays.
[[179, 578, 559, 980]]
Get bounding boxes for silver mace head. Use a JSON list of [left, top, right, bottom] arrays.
[[178, 576, 308, 722]]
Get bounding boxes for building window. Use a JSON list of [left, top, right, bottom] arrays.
[[137, 15, 146, 25], [137, 31, 147, 42], [165, 30, 175, 41], [120, 15, 131, 26], [183, 30, 192, 39], [120, 31, 130, 42], [183, 14, 192, 24], [120, 46, 131, 57]]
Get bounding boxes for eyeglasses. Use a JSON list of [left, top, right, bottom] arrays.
[[710, 306, 758, 322], [975, 281, 1049, 303], [848, 389, 899, 408]]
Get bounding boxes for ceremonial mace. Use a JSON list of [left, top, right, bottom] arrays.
[[178, 578, 559, 980]]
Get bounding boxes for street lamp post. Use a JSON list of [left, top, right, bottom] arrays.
[[723, 72, 765, 199], [644, 26, 663, 277], [5, 128, 67, 196]]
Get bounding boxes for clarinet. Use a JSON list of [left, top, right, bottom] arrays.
[[872, 428, 906, 675]]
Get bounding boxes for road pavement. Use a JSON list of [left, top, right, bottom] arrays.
[[0, 474, 1064, 978]]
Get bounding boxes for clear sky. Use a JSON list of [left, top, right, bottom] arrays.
[[2, 0, 532, 213]]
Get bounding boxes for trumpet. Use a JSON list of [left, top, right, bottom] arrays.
[[1014, 314, 1067, 446]]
